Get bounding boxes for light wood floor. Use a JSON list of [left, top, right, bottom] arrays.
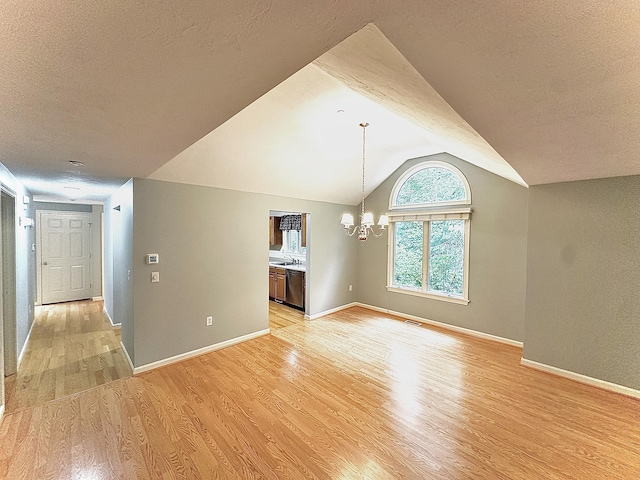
[[1, 306, 639, 479], [268, 300, 305, 330], [4, 300, 132, 413]]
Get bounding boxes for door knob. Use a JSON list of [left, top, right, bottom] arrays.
[[43, 262, 48, 265]]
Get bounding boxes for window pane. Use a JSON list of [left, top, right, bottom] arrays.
[[396, 167, 466, 206], [428, 220, 464, 296], [288, 230, 298, 252], [393, 221, 423, 289]]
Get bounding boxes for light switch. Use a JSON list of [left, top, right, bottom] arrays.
[[151, 272, 160, 283]]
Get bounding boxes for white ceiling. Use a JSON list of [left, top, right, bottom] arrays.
[[1, 1, 638, 204]]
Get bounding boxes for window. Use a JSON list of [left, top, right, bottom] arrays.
[[387, 161, 471, 304], [284, 229, 304, 255]]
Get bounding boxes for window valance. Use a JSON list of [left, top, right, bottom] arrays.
[[279, 215, 302, 231]]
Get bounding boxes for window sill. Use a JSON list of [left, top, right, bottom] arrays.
[[386, 286, 470, 305]]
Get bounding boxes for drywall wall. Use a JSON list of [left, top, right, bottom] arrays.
[[131, 178, 358, 367], [524, 176, 640, 390], [92, 205, 103, 298], [103, 180, 134, 360], [356, 153, 529, 342], [0, 162, 35, 413], [32, 201, 92, 213]]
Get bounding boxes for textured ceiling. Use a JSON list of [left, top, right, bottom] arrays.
[[0, 1, 638, 203], [149, 25, 524, 204]]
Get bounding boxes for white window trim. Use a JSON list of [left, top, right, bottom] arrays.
[[386, 207, 471, 222], [389, 160, 471, 210], [386, 208, 471, 305]]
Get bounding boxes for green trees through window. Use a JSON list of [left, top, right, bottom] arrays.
[[393, 221, 423, 288], [395, 167, 466, 206], [427, 220, 464, 296]]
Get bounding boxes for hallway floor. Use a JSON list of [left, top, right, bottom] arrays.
[[4, 300, 131, 413]]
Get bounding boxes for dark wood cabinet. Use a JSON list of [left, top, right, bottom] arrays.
[[269, 216, 282, 246], [269, 266, 286, 302], [301, 214, 307, 247]]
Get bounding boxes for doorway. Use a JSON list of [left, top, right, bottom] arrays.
[[268, 210, 310, 321], [1, 191, 17, 378]]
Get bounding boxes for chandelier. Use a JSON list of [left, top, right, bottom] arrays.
[[340, 122, 388, 241]]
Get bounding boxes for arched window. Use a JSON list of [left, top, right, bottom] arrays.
[[390, 161, 471, 209], [386, 161, 471, 304]]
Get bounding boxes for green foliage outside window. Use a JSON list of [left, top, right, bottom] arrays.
[[393, 220, 464, 296], [428, 220, 464, 296], [396, 167, 466, 206], [393, 222, 423, 288]]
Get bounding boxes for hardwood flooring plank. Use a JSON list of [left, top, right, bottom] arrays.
[[4, 300, 132, 413]]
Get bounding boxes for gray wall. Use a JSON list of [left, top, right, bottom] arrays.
[[131, 178, 358, 367], [524, 176, 640, 390], [0, 162, 36, 412], [103, 180, 134, 360], [356, 153, 529, 342]]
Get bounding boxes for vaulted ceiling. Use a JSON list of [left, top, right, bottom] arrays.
[[1, 1, 638, 204]]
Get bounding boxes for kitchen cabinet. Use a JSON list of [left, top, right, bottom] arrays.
[[269, 216, 282, 246], [269, 266, 286, 302], [301, 214, 307, 247]]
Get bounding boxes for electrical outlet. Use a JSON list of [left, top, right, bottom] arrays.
[[349, 284, 353, 291], [206, 316, 213, 326]]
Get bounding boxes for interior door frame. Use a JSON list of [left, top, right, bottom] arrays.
[[1, 188, 17, 380], [36, 210, 93, 305]]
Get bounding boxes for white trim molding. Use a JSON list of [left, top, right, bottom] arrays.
[[18, 316, 37, 366], [132, 329, 271, 375], [355, 303, 523, 348], [385, 286, 470, 305], [307, 302, 358, 320], [0, 405, 4, 425], [103, 307, 120, 327], [120, 341, 134, 372], [521, 358, 640, 400], [92, 296, 104, 301]]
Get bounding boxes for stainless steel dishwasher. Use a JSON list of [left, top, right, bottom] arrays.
[[285, 270, 305, 310]]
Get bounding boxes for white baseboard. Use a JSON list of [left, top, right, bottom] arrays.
[[521, 358, 640, 399], [120, 341, 135, 372], [18, 316, 37, 366], [354, 302, 523, 348], [0, 405, 4, 425], [132, 329, 271, 375], [92, 296, 104, 301], [102, 307, 120, 327], [308, 302, 358, 320]]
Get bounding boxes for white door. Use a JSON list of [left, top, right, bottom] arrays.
[[41, 212, 92, 304]]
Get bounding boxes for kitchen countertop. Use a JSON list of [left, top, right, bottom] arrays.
[[269, 262, 306, 272]]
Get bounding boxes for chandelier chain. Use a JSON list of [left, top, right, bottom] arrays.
[[360, 122, 368, 220]]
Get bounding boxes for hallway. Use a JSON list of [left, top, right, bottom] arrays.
[[4, 300, 131, 413]]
